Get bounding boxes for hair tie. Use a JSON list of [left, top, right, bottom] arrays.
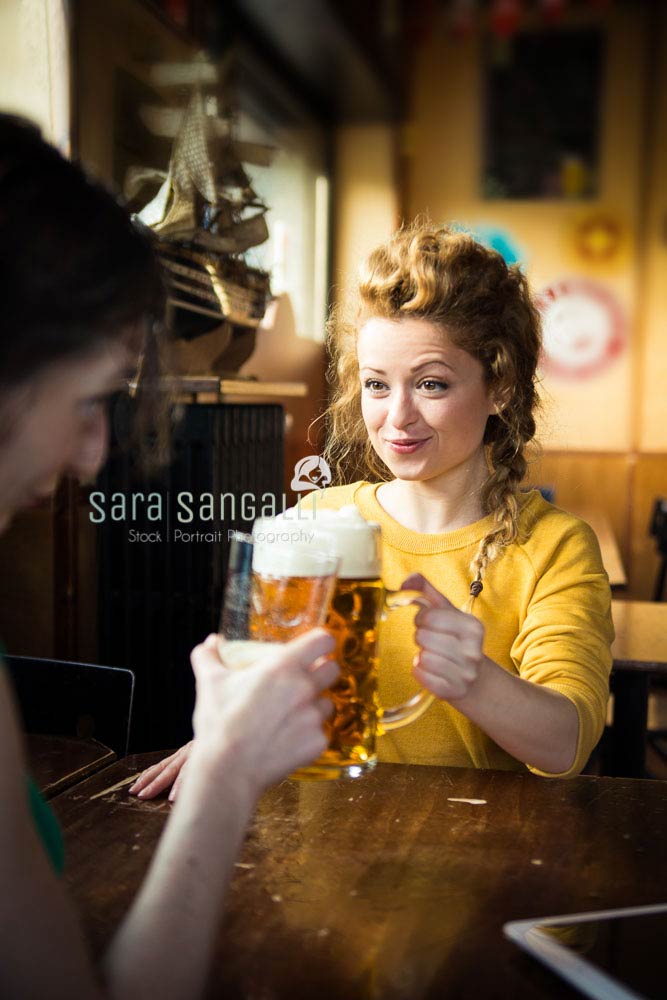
[[469, 580, 483, 598]]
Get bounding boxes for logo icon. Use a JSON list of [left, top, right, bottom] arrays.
[[291, 455, 332, 492]]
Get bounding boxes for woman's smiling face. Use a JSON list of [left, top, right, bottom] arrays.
[[357, 316, 496, 487]]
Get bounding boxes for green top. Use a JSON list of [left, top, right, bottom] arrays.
[[0, 642, 65, 875], [26, 773, 65, 875]]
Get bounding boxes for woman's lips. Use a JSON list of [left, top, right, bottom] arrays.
[[384, 438, 429, 454]]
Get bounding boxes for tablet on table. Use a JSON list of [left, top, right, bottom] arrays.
[[504, 903, 667, 1000]]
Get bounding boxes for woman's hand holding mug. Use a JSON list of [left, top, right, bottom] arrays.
[[402, 573, 486, 703], [130, 630, 338, 801]]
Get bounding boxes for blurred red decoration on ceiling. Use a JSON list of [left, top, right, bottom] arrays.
[[450, 0, 477, 37], [490, 0, 522, 39], [404, 0, 438, 48], [446, 0, 613, 37], [162, 0, 189, 29], [540, 0, 566, 25]]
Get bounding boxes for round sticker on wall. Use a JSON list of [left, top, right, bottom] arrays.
[[536, 278, 627, 380]]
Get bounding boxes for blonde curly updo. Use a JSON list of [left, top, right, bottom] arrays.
[[324, 221, 542, 602]]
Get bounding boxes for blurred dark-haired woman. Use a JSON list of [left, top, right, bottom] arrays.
[[0, 115, 337, 999]]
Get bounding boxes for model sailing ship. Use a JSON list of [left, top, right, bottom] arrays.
[[130, 68, 273, 341]]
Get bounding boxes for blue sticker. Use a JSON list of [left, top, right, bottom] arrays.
[[452, 222, 525, 266]]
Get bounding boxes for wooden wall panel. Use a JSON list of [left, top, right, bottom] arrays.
[[526, 452, 632, 560], [333, 125, 399, 314], [524, 451, 667, 600]]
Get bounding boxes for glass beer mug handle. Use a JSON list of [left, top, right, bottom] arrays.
[[379, 589, 435, 731]]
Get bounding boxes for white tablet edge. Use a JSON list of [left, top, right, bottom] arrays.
[[504, 903, 667, 1000]]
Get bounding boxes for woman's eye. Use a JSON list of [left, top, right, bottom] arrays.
[[419, 379, 447, 392], [362, 379, 387, 393]]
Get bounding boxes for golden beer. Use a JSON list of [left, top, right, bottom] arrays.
[[285, 506, 433, 780], [314, 576, 385, 775], [248, 572, 343, 642], [220, 525, 339, 651]]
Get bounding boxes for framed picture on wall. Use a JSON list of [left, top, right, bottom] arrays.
[[482, 28, 604, 200]]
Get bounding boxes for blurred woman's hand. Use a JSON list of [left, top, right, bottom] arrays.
[[129, 629, 337, 801], [129, 742, 194, 801]]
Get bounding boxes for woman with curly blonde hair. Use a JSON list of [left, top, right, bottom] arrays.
[[326, 222, 543, 600], [135, 222, 612, 798], [314, 221, 612, 777]]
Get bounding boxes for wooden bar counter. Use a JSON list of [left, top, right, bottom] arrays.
[[54, 755, 667, 999]]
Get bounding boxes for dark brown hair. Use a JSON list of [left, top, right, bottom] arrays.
[[0, 114, 169, 468]]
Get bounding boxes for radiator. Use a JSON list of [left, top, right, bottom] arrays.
[[97, 402, 284, 750]]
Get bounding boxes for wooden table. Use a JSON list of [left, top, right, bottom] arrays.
[[609, 599, 667, 778], [53, 755, 667, 999], [26, 734, 116, 799], [570, 507, 627, 588]]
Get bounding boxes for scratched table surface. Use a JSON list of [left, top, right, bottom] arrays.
[[53, 755, 667, 999], [26, 734, 116, 799]]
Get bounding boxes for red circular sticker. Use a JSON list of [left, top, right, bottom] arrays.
[[536, 278, 627, 380]]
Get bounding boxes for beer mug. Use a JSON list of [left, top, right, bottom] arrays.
[[218, 523, 340, 669], [282, 506, 434, 780]]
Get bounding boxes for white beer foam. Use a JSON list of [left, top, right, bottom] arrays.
[[218, 639, 283, 670], [277, 505, 381, 580], [252, 517, 339, 577]]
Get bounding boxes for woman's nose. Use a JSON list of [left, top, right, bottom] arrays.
[[68, 408, 109, 484], [386, 388, 418, 429]]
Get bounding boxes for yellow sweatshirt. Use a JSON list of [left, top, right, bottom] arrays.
[[304, 482, 613, 778]]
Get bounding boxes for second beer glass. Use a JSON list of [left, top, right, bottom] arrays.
[[285, 506, 434, 780], [219, 523, 339, 670]]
